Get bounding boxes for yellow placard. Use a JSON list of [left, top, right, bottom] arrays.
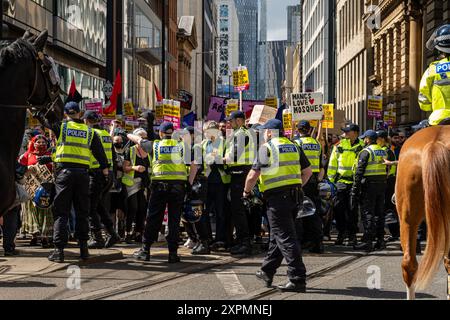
[[265, 97, 278, 108], [124, 100, 135, 117], [155, 104, 163, 120], [322, 104, 334, 129], [226, 99, 239, 117], [283, 112, 292, 129], [232, 67, 250, 90]]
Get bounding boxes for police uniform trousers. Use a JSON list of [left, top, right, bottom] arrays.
[[301, 174, 324, 245], [261, 187, 307, 283], [360, 181, 386, 241], [230, 172, 251, 244], [206, 182, 231, 245], [142, 181, 186, 252], [334, 182, 359, 238], [2, 206, 20, 252], [191, 176, 212, 242], [89, 170, 115, 235], [52, 168, 91, 248]]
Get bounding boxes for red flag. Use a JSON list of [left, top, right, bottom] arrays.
[[66, 78, 83, 103], [154, 83, 163, 102], [104, 70, 122, 114]]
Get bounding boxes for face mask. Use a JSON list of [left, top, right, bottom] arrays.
[[114, 143, 123, 149]]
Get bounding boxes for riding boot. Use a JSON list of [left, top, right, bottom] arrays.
[[88, 231, 105, 249], [79, 241, 90, 261]]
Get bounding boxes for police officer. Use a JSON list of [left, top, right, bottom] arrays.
[[244, 119, 312, 292], [419, 24, 450, 126], [36, 102, 109, 262], [224, 111, 255, 255], [131, 122, 187, 263], [377, 130, 399, 241], [352, 130, 388, 252], [294, 120, 324, 253], [327, 124, 365, 246], [83, 111, 120, 249]]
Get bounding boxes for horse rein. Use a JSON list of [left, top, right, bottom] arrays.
[[0, 49, 62, 116]]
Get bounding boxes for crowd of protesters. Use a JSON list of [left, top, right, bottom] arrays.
[[0, 105, 413, 258]]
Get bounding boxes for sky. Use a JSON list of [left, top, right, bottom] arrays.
[[266, 0, 300, 41]]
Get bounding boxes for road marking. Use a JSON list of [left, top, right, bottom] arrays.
[[215, 271, 247, 296]]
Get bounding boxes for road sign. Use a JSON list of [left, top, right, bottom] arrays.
[[291, 92, 324, 121], [232, 66, 250, 92], [102, 81, 113, 99]]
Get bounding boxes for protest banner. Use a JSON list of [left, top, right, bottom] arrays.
[[123, 99, 136, 117], [384, 111, 396, 126], [368, 96, 383, 118], [248, 105, 278, 125], [207, 96, 264, 121], [322, 104, 334, 129], [291, 92, 324, 121], [161, 100, 181, 129]]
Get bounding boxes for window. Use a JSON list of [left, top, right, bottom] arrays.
[[220, 5, 229, 18]]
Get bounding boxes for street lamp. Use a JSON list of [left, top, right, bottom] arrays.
[[195, 50, 213, 120]]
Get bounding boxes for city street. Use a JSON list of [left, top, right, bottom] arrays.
[[0, 239, 447, 301]]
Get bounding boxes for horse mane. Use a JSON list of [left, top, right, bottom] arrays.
[[0, 38, 35, 69]]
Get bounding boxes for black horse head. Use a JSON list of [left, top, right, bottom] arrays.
[[0, 30, 64, 216]]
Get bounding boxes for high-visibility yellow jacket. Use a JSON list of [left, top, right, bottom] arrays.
[[151, 139, 187, 181], [357, 144, 388, 177], [54, 121, 93, 166], [419, 56, 450, 125], [90, 128, 113, 169], [294, 136, 321, 173], [327, 139, 365, 184], [225, 127, 255, 167], [202, 138, 231, 184], [259, 137, 302, 192], [121, 145, 151, 187]]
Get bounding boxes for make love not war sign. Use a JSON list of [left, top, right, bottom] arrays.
[[291, 92, 324, 121]]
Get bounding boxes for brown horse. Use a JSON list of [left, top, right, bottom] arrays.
[[396, 125, 450, 300]]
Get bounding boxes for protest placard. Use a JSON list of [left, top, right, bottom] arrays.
[[291, 92, 324, 121], [232, 66, 250, 92], [85, 99, 103, 114], [226, 99, 239, 117], [368, 96, 383, 118], [265, 97, 278, 108], [248, 105, 278, 125]]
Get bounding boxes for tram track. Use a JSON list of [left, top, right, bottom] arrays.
[[67, 249, 371, 300]]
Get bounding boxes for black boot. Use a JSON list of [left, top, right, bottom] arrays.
[[105, 231, 121, 248], [347, 234, 358, 247], [79, 241, 90, 261], [353, 241, 373, 252], [48, 247, 64, 263], [133, 246, 150, 261], [88, 231, 105, 249], [309, 242, 325, 254], [334, 233, 345, 245], [230, 240, 252, 256], [374, 239, 386, 250], [168, 252, 181, 264], [192, 241, 210, 255]]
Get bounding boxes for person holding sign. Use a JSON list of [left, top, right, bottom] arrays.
[[243, 119, 312, 292], [224, 111, 255, 256], [294, 121, 324, 254]]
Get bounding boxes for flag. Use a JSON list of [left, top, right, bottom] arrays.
[[154, 83, 163, 102], [65, 78, 83, 104], [182, 112, 196, 127], [104, 70, 122, 115]]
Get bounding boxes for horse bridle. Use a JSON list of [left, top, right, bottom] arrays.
[[0, 48, 63, 117]]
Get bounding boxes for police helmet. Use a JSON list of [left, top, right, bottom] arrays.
[[434, 24, 450, 53], [33, 183, 54, 209], [297, 196, 316, 219], [182, 199, 204, 223]]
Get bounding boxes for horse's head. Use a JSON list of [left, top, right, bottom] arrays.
[[0, 30, 64, 123]]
